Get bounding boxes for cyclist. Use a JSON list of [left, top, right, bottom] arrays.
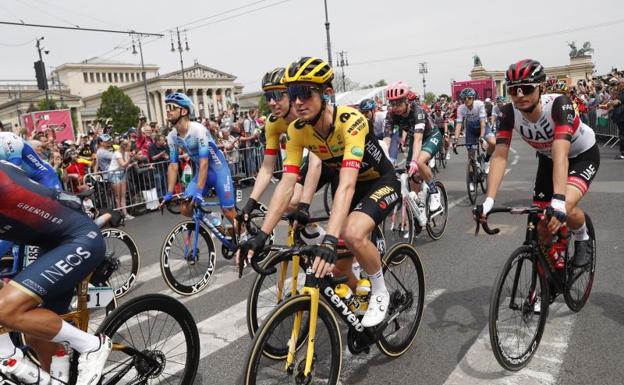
[[491, 96, 506, 131], [161, 92, 237, 226], [384, 82, 442, 212], [240, 67, 323, 223], [239, 57, 400, 327], [480, 59, 599, 267], [453, 87, 496, 181], [358, 98, 391, 158], [431, 103, 451, 160], [0, 161, 110, 385]]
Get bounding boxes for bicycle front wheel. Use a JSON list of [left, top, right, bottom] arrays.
[[101, 228, 140, 298], [489, 246, 549, 371], [377, 243, 425, 357], [466, 161, 478, 204], [425, 181, 448, 240], [160, 220, 217, 296], [96, 294, 200, 385], [564, 213, 596, 312], [244, 295, 342, 385]]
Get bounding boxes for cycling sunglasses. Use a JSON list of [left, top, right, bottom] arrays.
[[264, 90, 287, 102], [287, 84, 322, 101], [165, 103, 182, 111], [389, 98, 407, 107], [507, 83, 540, 97]]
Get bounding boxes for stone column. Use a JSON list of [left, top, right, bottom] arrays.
[[192, 89, 200, 118], [212, 89, 219, 115], [74, 108, 84, 133], [201, 91, 209, 119]]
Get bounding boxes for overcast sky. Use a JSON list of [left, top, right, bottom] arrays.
[[1, 0, 623, 95]]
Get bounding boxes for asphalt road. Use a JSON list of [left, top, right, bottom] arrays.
[[116, 137, 624, 385]]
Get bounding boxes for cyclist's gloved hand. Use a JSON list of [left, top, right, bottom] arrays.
[[184, 184, 204, 205], [239, 198, 260, 222], [408, 160, 419, 176], [162, 192, 173, 203], [237, 229, 269, 277], [286, 203, 310, 225], [451, 137, 459, 153], [312, 234, 338, 278], [546, 195, 567, 234]]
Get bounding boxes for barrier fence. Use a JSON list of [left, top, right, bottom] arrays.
[[79, 145, 283, 214]]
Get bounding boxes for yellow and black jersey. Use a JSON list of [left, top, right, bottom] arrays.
[[264, 113, 289, 156], [283, 105, 393, 182]]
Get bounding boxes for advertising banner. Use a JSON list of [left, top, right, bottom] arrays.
[[452, 79, 496, 101], [21, 109, 74, 143]]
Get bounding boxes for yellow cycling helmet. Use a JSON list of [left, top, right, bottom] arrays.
[[284, 57, 334, 85], [262, 67, 286, 91], [553, 81, 569, 94]]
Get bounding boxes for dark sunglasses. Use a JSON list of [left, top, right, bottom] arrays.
[[507, 84, 539, 97], [389, 99, 406, 107], [264, 90, 287, 102], [287, 84, 321, 102], [165, 103, 182, 111]]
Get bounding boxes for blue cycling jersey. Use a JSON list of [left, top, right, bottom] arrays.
[[0, 132, 61, 191], [167, 122, 235, 208]]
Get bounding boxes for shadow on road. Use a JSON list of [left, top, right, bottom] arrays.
[[590, 292, 624, 326]]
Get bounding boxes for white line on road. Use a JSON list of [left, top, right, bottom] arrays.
[[442, 302, 576, 385]]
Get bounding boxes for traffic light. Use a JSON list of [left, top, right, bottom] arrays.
[[34, 60, 48, 91]]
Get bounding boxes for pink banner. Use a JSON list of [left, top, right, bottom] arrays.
[[21, 109, 74, 143], [452, 79, 496, 101]]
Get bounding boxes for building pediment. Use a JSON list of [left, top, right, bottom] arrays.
[[161, 64, 236, 81]]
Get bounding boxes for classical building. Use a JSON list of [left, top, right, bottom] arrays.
[[470, 56, 596, 97], [0, 58, 243, 133]]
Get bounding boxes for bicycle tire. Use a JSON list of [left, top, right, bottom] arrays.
[[101, 228, 140, 298], [96, 294, 200, 385], [382, 199, 415, 249], [323, 183, 332, 216], [466, 161, 478, 204], [489, 246, 550, 371], [425, 181, 448, 240], [160, 220, 216, 296], [564, 213, 596, 312], [440, 146, 448, 169], [377, 244, 425, 357], [478, 155, 487, 194], [244, 294, 342, 385]]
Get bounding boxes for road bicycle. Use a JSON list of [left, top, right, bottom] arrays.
[[474, 204, 596, 371], [454, 140, 487, 204], [243, 222, 424, 384]]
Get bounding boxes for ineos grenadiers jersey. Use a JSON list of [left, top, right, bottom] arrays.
[[384, 101, 433, 138], [496, 94, 596, 158], [456, 100, 487, 127], [0, 132, 61, 191], [167, 121, 228, 171], [264, 114, 289, 156], [284, 105, 393, 182]]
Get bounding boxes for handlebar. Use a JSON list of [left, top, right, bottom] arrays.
[[472, 205, 543, 236]]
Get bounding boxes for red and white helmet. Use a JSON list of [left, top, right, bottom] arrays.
[[385, 82, 411, 101]]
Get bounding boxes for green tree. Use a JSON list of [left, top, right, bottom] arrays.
[[424, 91, 437, 104], [37, 98, 58, 111], [257, 95, 270, 116], [374, 79, 388, 87], [438, 93, 450, 100], [96, 86, 141, 133]]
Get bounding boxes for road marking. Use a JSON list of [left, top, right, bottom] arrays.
[[442, 302, 576, 385]]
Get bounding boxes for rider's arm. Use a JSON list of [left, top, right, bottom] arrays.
[[195, 127, 212, 191], [454, 107, 464, 139], [551, 95, 576, 198], [485, 103, 514, 200], [411, 132, 423, 161], [299, 153, 322, 205], [410, 111, 427, 159], [249, 119, 279, 201], [166, 135, 179, 194], [479, 103, 487, 138]]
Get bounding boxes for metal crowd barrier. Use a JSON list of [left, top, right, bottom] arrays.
[[588, 110, 620, 149]]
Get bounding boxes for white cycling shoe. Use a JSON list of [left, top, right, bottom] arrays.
[[469, 183, 475, 192], [361, 290, 390, 328], [77, 334, 112, 385], [429, 191, 442, 212], [484, 162, 490, 174]]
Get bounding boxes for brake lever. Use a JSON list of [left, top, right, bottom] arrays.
[[472, 205, 482, 236]]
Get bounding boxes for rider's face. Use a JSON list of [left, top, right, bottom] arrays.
[[268, 92, 290, 118], [464, 97, 474, 107], [291, 87, 323, 121], [389, 99, 408, 115], [509, 85, 540, 111], [166, 104, 184, 123]]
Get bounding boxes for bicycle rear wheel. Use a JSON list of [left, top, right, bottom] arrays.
[[96, 294, 200, 385], [376, 244, 425, 357], [489, 246, 549, 371], [101, 228, 140, 298], [425, 181, 448, 240], [160, 220, 216, 296], [244, 294, 341, 385], [478, 156, 487, 194], [466, 161, 478, 204], [382, 199, 415, 249], [564, 213, 596, 312]]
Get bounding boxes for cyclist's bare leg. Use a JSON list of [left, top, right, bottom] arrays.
[[24, 336, 58, 370], [565, 186, 585, 230], [288, 183, 304, 212], [333, 259, 358, 290], [485, 136, 496, 157], [342, 212, 379, 284], [416, 152, 434, 183]]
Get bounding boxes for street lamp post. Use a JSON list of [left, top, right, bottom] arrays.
[[170, 27, 190, 92], [133, 35, 152, 121], [323, 0, 333, 67], [337, 51, 349, 92], [419, 62, 428, 99]]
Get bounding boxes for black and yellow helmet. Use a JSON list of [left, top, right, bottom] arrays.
[[284, 57, 334, 85], [261, 67, 286, 91]]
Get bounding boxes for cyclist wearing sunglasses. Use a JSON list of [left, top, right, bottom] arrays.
[[453, 87, 496, 179], [481, 59, 599, 267], [240, 57, 399, 328], [240, 67, 324, 223], [161, 92, 237, 226], [384, 82, 443, 213]]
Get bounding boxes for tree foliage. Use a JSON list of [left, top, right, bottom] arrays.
[[96, 86, 141, 133], [37, 98, 58, 111], [257, 95, 271, 116], [424, 91, 437, 104]]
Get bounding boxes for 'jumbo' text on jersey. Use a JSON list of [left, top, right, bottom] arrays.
[[496, 94, 596, 158], [455, 100, 486, 126], [264, 114, 289, 156], [0, 132, 60, 191], [167, 121, 228, 171], [384, 101, 433, 138], [283, 105, 393, 181]]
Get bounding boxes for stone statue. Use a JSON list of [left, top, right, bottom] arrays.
[[568, 41, 594, 58], [473, 54, 483, 67]]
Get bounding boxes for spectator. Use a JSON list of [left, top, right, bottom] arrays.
[[604, 78, 624, 159], [241, 109, 260, 176], [148, 134, 170, 196], [64, 149, 88, 192], [95, 134, 114, 173], [109, 139, 136, 219], [49, 151, 64, 185], [77, 134, 95, 172], [217, 128, 239, 176], [29, 140, 46, 161]]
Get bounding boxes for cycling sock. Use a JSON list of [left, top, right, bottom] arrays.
[[52, 321, 100, 354], [573, 222, 590, 241], [0, 332, 16, 358], [484, 154, 491, 162], [368, 268, 387, 294]]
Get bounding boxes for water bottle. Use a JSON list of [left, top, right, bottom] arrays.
[[50, 347, 70, 385], [354, 278, 371, 316], [205, 212, 225, 234], [1, 352, 51, 385], [549, 226, 569, 270], [334, 284, 358, 312]]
